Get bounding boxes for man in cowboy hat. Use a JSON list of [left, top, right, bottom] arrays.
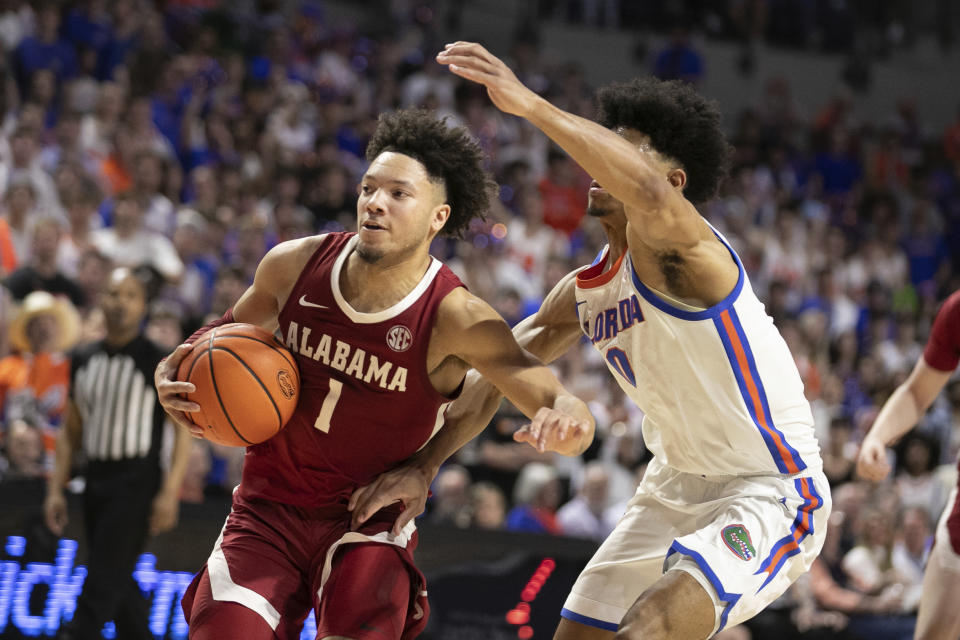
[[0, 290, 80, 432]]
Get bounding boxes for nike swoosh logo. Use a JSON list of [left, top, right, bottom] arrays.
[[299, 295, 329, 309]]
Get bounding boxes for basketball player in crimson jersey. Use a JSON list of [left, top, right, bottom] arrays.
[[153, 109, 595, 640], [857, 289, 960, 640], [353, 45, 830, 640]]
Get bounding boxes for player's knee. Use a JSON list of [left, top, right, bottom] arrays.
[[188, 600, 275, 640], [615, 572, 715, 640], [615, 595, 671, 640]]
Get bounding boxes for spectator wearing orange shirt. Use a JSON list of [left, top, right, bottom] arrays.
[[538, 148, 589, 236], [0, 216, 18, 276], [0, 290, 80, 440]]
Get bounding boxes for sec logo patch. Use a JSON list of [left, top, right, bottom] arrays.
[[386, 325, 413, 352]]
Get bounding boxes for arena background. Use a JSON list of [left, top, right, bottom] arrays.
[[1, 1, 959, 639]]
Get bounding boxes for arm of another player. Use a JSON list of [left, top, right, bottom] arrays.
[[437, 42, 701, 250], [438, 285, 594, 456], [349, 271, 585, 532], [154, 238, 313, 438], [43, 400, 83, 535], [856, 356, 952, 482], [348, 368, 498, 533]]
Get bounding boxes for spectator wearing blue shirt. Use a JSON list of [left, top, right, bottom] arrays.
[[505, 462, 563, 535], [13, 3, 77, 94], [902, 200, 949, 293], [652, 27, 704, 85], [814, 126, 863, 197], [63, 3, 113, 61]]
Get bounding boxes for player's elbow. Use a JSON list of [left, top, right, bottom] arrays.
[[622, 175, 673, 215]]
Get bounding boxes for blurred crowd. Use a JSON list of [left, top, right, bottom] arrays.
[[0, 1, 957, 639], [534, 0, 960, 88], [534, 0, 953, 52]]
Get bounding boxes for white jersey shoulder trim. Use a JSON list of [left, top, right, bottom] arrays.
[[628, 233, 746, 322], [330, 234, 443, 324]]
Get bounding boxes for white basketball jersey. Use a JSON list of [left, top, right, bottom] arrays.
[[575, 235, 821, 477]]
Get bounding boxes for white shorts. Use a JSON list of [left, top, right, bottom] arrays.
[[561, 458, 831, 636]]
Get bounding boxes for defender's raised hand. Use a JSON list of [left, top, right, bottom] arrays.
[[437, 42, 540, 118]]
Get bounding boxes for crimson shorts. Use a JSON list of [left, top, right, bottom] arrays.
[[181, 492, 429, 640]]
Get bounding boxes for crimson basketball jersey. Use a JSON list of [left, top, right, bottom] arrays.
[[238, 232, 464, 507], [924, 289, 960, 372]]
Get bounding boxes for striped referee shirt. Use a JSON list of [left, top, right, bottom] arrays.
[[70, 335, 167, 463]]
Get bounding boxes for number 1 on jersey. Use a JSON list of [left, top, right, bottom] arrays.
[[314, 379, 342, 433]]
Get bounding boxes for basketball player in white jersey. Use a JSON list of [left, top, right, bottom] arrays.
[[350, 44, 831, 639]]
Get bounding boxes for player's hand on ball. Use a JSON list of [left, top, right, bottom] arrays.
[[856, 436, 891, 482], [514, 405, 592, 457], [348, 465, 432, 536], [437, 42, 539, 119], [155, 343, 203, 438]]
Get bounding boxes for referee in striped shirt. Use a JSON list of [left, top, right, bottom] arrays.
[[43, 267, 192, 640]]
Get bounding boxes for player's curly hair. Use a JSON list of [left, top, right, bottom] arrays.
[[365, 108, 496, 237], [596, 78, 732, 204]]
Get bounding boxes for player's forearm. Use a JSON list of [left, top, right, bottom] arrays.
[[497, 363, 596, 456], [867, 359, 952, 448], [865, 384, 923, 447], [407, 371, 502, 478], [513, 313, 583, 366], [525, 98, 671, 210]]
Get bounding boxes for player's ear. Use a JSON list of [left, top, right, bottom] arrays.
[[667, 168, 686, 190], [431, 203, 451, 233]]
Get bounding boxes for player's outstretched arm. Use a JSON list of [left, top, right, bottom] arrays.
[[349, 271, 585, 531], [155, 237, 320, 439], [436, 287, 594, 456], [856, 356, 951, 482], [437, 42, 701, 249]]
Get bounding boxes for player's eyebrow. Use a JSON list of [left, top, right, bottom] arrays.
[[360, 175, 417, 190]]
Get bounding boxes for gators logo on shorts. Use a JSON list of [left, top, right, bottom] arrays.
[[721, 524, 756, 561]]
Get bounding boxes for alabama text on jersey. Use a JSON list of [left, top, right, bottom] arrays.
[[239, 232, 465, 506]]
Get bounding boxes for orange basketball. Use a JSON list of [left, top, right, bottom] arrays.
[[177, 323, 300, 447]]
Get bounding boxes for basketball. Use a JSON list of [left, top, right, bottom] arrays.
[[177, 323, 300, 447]]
